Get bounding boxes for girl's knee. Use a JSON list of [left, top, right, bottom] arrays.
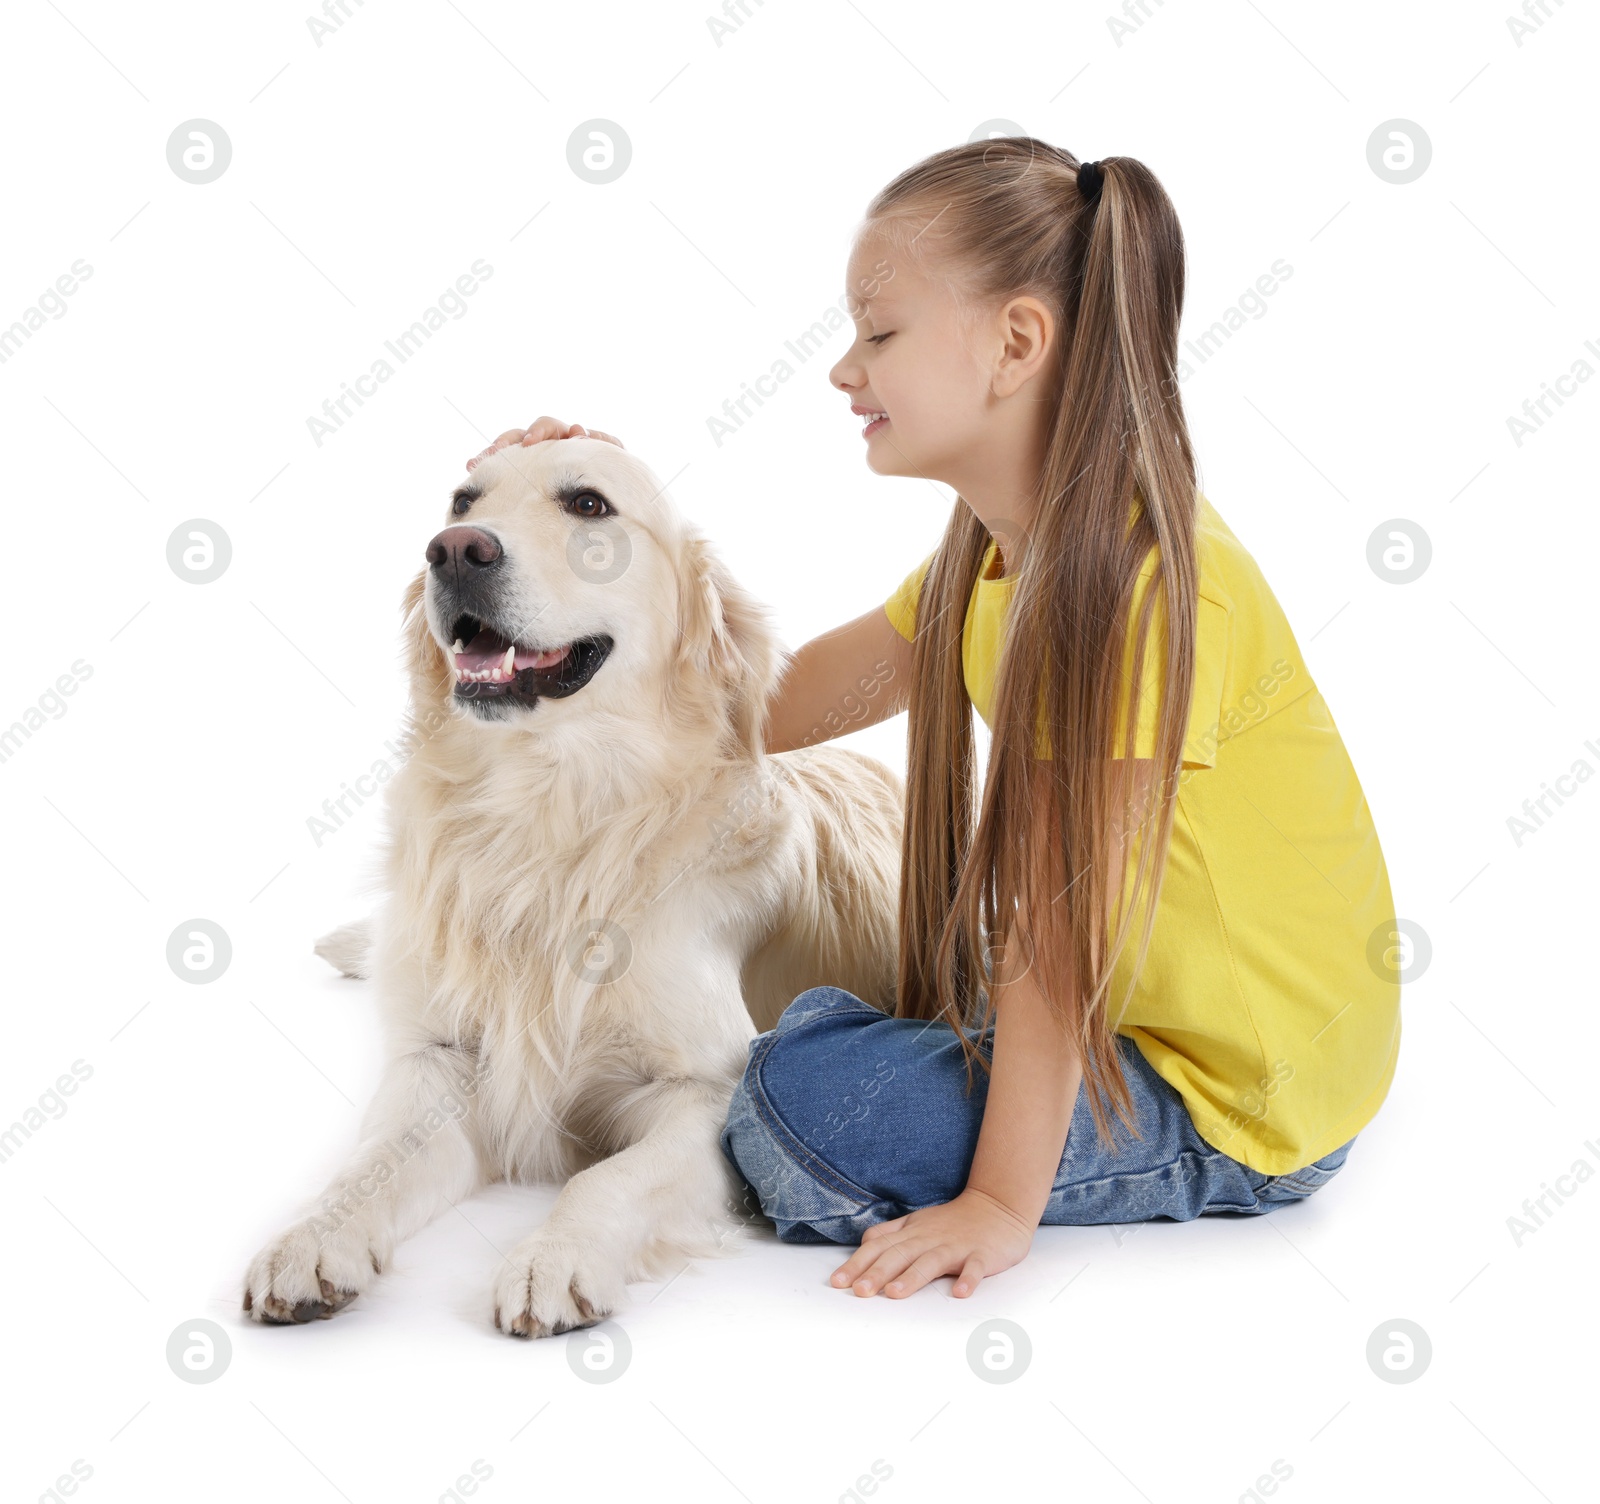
[[772, 985, 881, 1036], [719, 1058, 879, 1238]]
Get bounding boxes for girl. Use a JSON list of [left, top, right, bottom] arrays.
[[472, 137, 1400, 1305]]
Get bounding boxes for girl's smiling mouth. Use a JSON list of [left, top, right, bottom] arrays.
[[851, 403, 889, 437]]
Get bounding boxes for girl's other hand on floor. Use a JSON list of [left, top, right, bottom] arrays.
[[829, 1187, 1035, 1299]]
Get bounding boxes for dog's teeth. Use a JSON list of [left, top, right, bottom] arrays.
[[453, 638, 465, 655], [502, 644, 516, 675]]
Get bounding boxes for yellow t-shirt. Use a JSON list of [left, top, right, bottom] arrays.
[[883, 494, 1401, 1176]]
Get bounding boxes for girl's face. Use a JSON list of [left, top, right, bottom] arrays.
[[828, 234, 996, 484]]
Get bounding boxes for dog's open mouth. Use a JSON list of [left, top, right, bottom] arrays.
[[446, 613, 614, 706]]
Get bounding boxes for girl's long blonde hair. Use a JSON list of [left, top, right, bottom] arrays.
[[873, 138, 1199, 1150]]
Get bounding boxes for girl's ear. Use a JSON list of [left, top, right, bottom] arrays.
[[675, 535, 782, 759], [400, 567, 453, 713]]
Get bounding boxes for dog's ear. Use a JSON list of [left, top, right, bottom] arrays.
[[400, 567, 453, 713], [675, 535, 783, 759]]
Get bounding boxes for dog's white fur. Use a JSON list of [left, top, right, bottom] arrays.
[[242, 439, 904, 1335]]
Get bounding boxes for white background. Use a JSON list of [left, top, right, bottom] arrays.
[[1, 1, 1595, 1501]]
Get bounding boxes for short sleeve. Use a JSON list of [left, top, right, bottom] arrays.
[[883, 551, 935, 642], [1108, 562, 1230, 768]]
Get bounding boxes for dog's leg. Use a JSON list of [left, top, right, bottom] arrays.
[[243, 1043, 483, 1324], [493, 1077, 741, 1338]]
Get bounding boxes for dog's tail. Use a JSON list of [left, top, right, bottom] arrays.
[[313, 918, 373, 980]]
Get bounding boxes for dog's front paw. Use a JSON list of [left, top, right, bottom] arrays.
[[243, 1218, 377, 1325], [492, 1232, 624, 1339]]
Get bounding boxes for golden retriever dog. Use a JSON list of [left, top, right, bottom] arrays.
[[241, 437, 903, 1336]]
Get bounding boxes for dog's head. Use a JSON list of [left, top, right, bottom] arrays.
[[401, 438, 781, 759]]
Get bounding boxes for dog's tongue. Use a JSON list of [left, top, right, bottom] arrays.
[[455, 627, 570, 674]]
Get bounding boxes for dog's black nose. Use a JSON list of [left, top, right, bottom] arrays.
[[426, 526, 502, 571]]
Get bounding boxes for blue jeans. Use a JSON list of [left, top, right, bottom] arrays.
[[720, 986, 1356, 1244]]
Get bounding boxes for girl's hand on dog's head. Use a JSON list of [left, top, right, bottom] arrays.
[[466, 417, 624, 472]]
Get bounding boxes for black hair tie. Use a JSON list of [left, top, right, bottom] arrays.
[[1077, 159, 1105, 207]]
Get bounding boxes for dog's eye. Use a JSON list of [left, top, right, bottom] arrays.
[[568, 490, 612, 520], [451, 491, 474, 517]]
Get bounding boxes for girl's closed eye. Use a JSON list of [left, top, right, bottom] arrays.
[[866, 332, 893, 345]]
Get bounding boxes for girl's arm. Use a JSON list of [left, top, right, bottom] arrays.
[[833, 912, 1084, 1299], [764, 603, 914, 754], [962, 927, 1084, 1222], [831, 756, 1157, 1299]]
